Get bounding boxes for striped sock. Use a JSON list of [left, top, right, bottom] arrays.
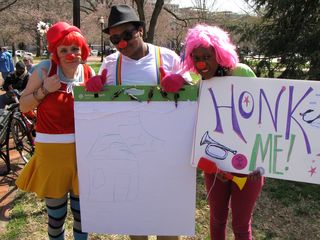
[[70, 193, 88, 240], [45, 195, 68, 240]]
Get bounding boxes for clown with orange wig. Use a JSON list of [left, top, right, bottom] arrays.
[[16, 22, 94, 240], [182, 24, 264, 240]]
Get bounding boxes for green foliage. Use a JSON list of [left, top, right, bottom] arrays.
[[244, 0, 320, 80], [88, 63, 102, 74], [190, 72, 201, 83]]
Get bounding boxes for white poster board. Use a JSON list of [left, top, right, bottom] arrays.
[[74, 86, 197, 235], [192, 76, 320, 184]]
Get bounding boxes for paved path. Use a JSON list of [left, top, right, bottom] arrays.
[[87, 55, 102, 62], [0, 86, 22, 233], [0, 86, 26, 234], [0, 150, 24, 233]]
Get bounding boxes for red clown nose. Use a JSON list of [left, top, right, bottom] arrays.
[[196, 61, 206, 70], [65, 53, 78, 61], [118, 40, 128, 49]]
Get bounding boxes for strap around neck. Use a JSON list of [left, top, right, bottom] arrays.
[[115, 46, 162, 86]]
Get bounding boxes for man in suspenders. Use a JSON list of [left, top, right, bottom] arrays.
[[86, 4, 190, 91], [86, 4, 190, 240]]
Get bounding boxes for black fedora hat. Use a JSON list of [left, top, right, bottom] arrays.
[[103, 5, 145, 34]]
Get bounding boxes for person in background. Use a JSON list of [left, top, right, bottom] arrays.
[[0, 61, 30, 108], [182, 24, 264, 240], [16, 21, 95, 240], [23, 54, 35, 74], [0, 47, 14, 81], [85, 4, 190, 240], [12, 42, 19, 65]]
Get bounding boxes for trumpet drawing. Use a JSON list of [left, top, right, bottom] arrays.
[[200, 131, 237, 160]]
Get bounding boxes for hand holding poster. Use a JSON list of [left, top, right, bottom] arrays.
[[192, 76, 320, 185]]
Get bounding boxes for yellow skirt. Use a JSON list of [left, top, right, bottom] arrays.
[[16, 142, 79, 198]]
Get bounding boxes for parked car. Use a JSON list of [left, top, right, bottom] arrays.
[[15, 50, 35, 57], [24, 51, 36, 57], [15, 50, 25, 57]]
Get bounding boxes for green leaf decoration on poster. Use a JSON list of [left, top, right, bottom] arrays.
[[74, 85, 199, 102]]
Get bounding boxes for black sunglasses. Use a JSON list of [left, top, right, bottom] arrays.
[[109, 28, 138, 45]]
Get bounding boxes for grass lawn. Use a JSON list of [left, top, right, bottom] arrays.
[[1, 174, 320, 239], [88, 62, 101, 74]]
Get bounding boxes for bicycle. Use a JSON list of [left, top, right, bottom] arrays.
[[0, 89, 35, 175]]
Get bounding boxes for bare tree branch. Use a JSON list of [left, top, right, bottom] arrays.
[[81, 5, 96, 13], [134, 0, 146, 23], [0, 0, 18, 12], [163, 6, 209, 25], [163, 6, 188, 27], [242, 0, 263, 16], [84, 0, 98, 11]]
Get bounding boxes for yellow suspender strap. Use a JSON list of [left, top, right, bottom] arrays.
[[116, 53, 122, 86], [155, 46, 162, 84], [116, 46, 162, 85]]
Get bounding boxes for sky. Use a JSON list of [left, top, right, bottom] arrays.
[[170, 0, 253, 14]]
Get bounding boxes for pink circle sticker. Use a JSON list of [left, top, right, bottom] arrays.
[[231, 154, 248, 170]]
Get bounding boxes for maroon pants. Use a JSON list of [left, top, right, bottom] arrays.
[[204, 173, 264, 240]]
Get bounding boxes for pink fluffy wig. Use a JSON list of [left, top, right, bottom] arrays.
[[182, 24, 239, 73]]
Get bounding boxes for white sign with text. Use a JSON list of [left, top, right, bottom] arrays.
[[192, 76, 320, 184]]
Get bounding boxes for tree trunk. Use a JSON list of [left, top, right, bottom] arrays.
[[134, 0, 164, 44], [36, 34, 41, 57], [146, 0, 164, 43]]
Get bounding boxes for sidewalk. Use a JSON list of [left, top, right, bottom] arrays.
[[0, 149, 24, 232], [87, 55, 102, 63]]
